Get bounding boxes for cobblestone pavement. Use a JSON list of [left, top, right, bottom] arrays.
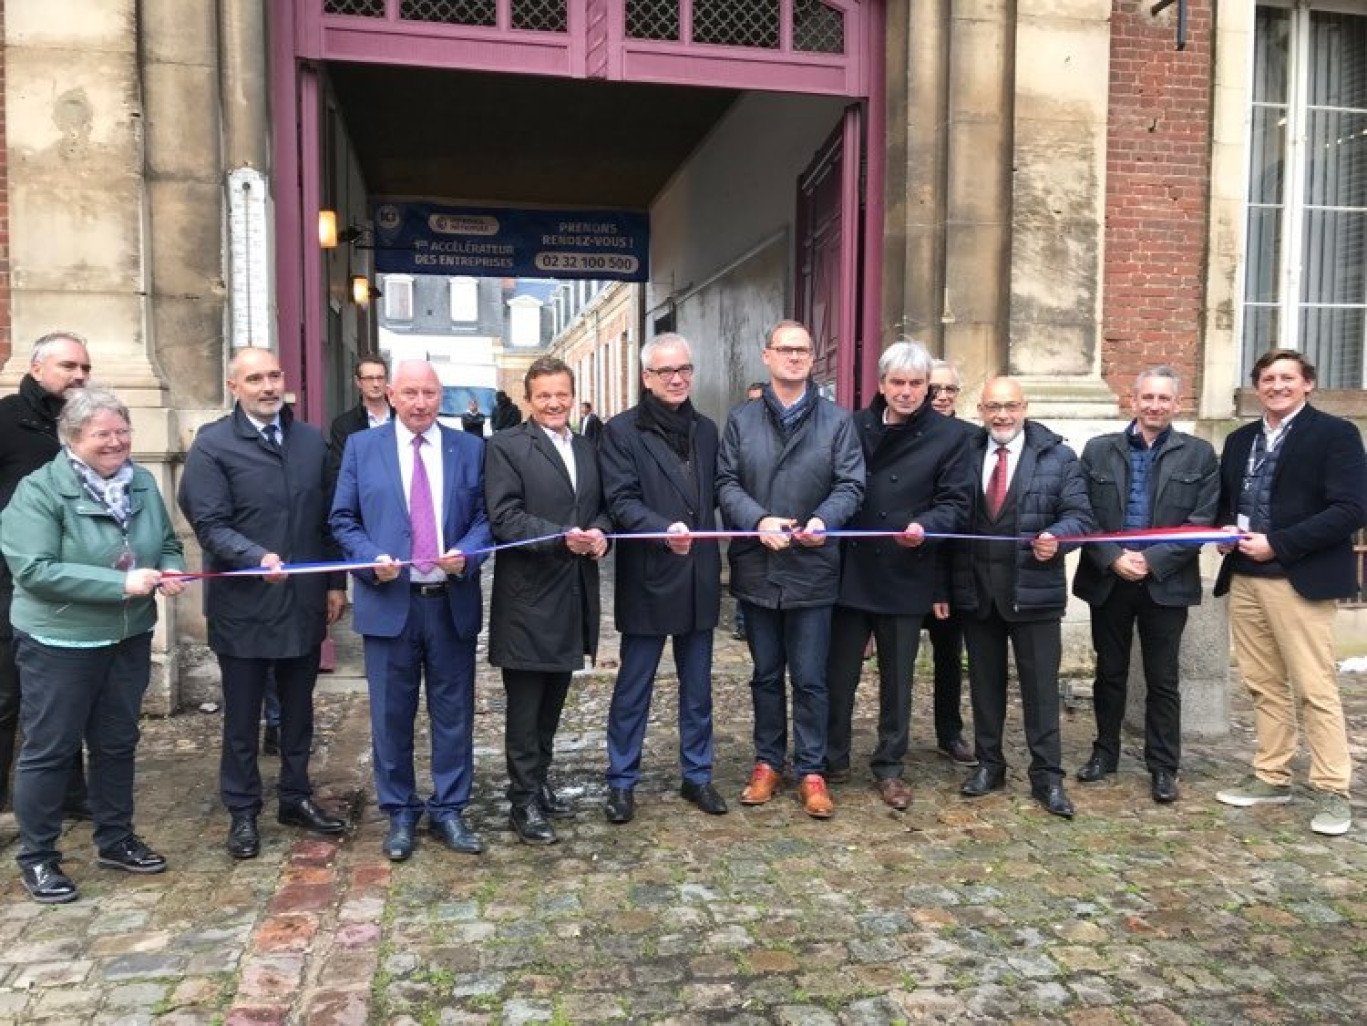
[[0, 597, 1364, 1025]]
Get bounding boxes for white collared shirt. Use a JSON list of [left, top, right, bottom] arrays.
[[540, 422, 577, 491], [1261, 401, 1305, 454], [396, 420, 446, 583], [366, 405, 392, 429], [244, 411, 282, 442], [981, 430, 1026, 494]]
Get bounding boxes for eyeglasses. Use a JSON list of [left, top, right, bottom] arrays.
[[767, 346, 813, 359], [980, 402, 1024, 415], [646, 364, 694, 380], [929, 384, 961, 396], [357, 374, 387, 383]]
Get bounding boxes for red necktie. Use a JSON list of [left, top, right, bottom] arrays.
[[986, 445, 1009, 518]]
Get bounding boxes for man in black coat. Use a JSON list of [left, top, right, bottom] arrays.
[[490, 391, 522, 432], [179, 347, 348, 859], [951, 377, 1094, 819], [329, 356, 393, 466], [1073, 366, 1218, 804], [579, 401, 604, 446], [599, 333, 726, 824], [825, 341, 973, 810], [485, 357, 611, 845], [1213, 349, 1367, 837], [0, 331, 92, 814]]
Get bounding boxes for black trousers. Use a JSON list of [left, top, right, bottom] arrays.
[[962, 607, 1064, 787], [218, 650, 322, 815], [0, 631, 86, 811], [826, 606, 922, 779], [925, 610, 966, 746], [502, 668, 572, 807], [1088, 581, 1187, 773]]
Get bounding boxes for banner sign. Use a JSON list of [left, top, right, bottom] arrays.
[[372, 202, 650, 281]]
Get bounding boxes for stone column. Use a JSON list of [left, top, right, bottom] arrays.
[[1007, 0, 1115, 417], [1124, 587, 1231, 739]]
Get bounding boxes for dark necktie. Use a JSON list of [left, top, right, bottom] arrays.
[[409, 436, 439, 573], [262, 423, 281, 453], [986, 445, 1009, 518]]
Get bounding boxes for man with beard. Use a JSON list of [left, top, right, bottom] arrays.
[[599, 333, 727, 824], [951, 377, 1093, 819]]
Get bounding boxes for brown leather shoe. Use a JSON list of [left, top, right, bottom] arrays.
[[798, 774, 834, 819], [740, 762, 783, 805], [877, 776, 911, 811]]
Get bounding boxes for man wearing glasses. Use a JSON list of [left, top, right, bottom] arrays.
[[949, 377, 1093, 818], [598, 333, 727, 823], [717, 320, 865, 818], [330, 357, 394, 466]]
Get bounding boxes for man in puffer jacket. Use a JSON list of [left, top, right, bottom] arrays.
[[950, 377, 1094, 819], [717, 320, 865, 819]]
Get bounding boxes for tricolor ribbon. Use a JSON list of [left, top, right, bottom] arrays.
[[163, 525, 1242, 581]]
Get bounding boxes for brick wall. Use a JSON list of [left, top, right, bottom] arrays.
[[1102, 0, 1215, 413], [0, 1, 10, 362]]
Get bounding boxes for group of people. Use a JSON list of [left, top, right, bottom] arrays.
[[0, 323, 1361, 905]]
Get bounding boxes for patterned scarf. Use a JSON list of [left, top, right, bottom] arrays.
[[67, 451, 135, 529]]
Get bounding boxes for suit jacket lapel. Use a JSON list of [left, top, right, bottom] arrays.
[[527, 423, 575, 495], [375, 425, 406, 512]]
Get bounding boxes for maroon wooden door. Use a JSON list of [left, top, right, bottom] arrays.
[[795, 105, 862, 405]]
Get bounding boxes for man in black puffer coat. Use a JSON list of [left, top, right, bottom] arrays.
[[950, 377, 1094, 819]]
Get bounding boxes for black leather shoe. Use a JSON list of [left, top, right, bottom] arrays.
[[604, 787, 635, 824], [1150, 769, 1180, 804], [384, 818, 416, 862], [536, 783, 576, 819], [262, 723, 280, 756], [20, 861, 78, 904], [278, 797, 346, 836], [960, 766, 1006, 797], [510, 803, 557, 845], [680, 780, 728, 815], [96, 835, 167, 875], [430, 815, 483, 855], [1032, 782, 1076, 819], [227, 814, 259, 859], [1077, 752, 1117, 783]]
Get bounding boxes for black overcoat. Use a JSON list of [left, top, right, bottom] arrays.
[[485, 420, 612, 670], [599, 404, 721, 636], [178, 405, 343, 659]]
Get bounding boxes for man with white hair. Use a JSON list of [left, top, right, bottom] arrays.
[[0, 332, 93, 816]]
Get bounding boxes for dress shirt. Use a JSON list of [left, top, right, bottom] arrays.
[[539, 422, 577, 491], [366, 406, 392, 429], [980, 430, 1026, 495], [396, 421, 446, 583]]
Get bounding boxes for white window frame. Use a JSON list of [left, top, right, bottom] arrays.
[[449, 277, 479, 323], [384, 274, 414, 322], [1242, 0, 1367, 386]]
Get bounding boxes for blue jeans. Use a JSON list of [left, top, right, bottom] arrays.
[[606, 630, 715, 789], [742, 603, 833, 777]]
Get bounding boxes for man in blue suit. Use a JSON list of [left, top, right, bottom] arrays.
[[330, 360, 493, 861]]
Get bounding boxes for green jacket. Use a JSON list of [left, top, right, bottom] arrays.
[[0, 454, 184, 643]]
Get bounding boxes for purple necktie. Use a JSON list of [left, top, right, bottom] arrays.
[[409, 435, 439, 573]]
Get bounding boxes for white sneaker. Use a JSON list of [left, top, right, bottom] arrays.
[[1309, 792, 1352, 837]]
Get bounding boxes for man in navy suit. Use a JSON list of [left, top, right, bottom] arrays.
[[598, 333, 727, 824], [330, 360, 493, 861], [1214, 349, 1366, 837]]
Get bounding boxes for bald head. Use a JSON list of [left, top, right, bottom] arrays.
[[978, 377, 1028, 444], [389, 360, 443, 434]]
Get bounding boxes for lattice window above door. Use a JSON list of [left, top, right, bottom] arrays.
[[626, 0, 681, 41], [512, 0, 568, 31], [325, 0, 386, 15], [795, 0, 845, 54], [400, 0, 497, 26], [693, 0, 780, 49]]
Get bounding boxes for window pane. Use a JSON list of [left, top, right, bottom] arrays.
[[1249, 104, 1287, 205], [1299, 305, 1364, 388], [1308, 11, 1367, 109], [1304, 110, 1367, 208], [1301, 210, 1366, 305], [1253, 6, 1290, 104], [1245, 206, 1283, 304], [1242, 306, 1281, 374]]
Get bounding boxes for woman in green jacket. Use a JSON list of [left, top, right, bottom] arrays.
[[0, 386, 186, 904]]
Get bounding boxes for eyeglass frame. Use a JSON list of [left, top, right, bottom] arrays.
[[644, 364, 695, 381], [766, 345, 814, 359]]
